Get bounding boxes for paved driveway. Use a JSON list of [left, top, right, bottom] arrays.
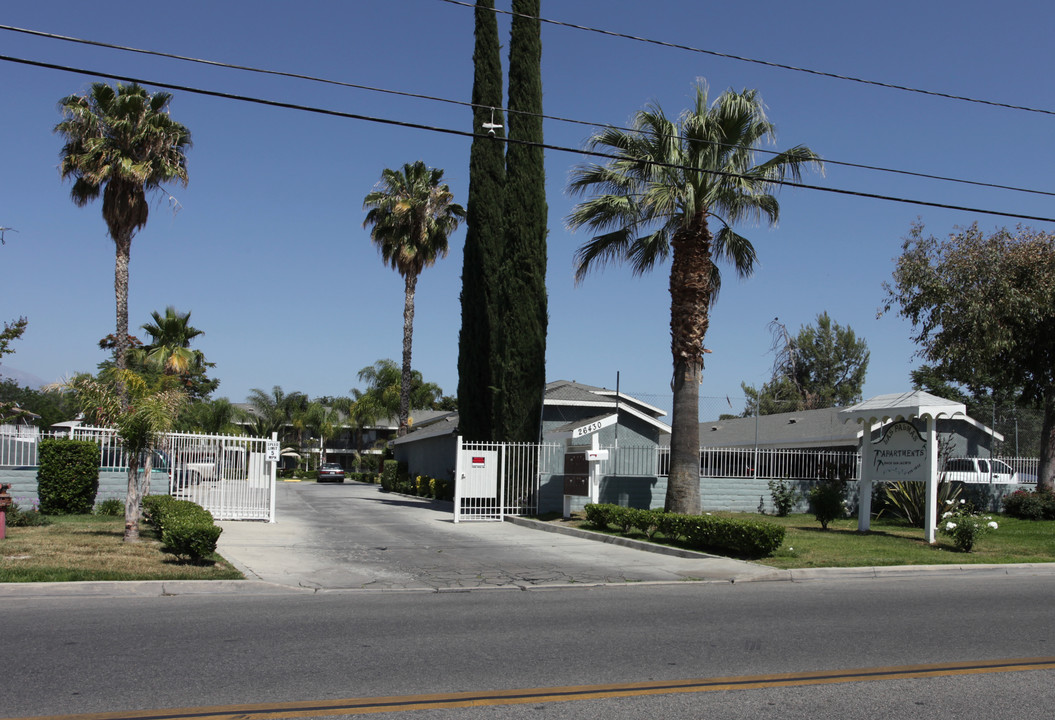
[[216, 481, 775, 591]]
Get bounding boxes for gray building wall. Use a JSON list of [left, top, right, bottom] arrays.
[[392, 434, 457, 482]]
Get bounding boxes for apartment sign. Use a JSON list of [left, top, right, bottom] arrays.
[[872, 420, 926, 481]]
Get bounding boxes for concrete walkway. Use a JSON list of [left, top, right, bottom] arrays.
[[213, 481, 781, 592]]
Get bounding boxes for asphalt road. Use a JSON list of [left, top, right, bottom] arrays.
[[3, 481, 1055, 719], [3, 575, 1054, 719]]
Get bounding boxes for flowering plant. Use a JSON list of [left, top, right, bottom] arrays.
[[939, 499, 998, 552]]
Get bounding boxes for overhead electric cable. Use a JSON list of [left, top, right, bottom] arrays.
[[437, 0, 1055, 118], [2, 23, 1053, 198], [4, 53, 1054, 224]]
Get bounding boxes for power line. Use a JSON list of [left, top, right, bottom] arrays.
[[438, 0, 1055, 118], [3, 53, 1054, 224], [2, 23, 1053, 199]]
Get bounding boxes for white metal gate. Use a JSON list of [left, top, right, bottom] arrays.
[[453, 437, 562, 522], [165, 430, 276, 521], [68, 426, 277, 522]]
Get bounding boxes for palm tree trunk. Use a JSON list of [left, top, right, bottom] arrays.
[[399, 273, 418, 437], [124, 455, 141, 542], [114, 232, 132, 371], [665, 215, 713, 515]]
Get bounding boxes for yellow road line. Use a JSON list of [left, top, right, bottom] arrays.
[[11, 657, 1055, 720]]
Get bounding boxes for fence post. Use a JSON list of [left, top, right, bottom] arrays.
[[269, 431, 278, 523], [453, 436, 463, 523]]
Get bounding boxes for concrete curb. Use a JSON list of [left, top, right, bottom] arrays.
[[505, 516, 725, 560]]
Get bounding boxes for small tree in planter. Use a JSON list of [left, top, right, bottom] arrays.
[[65, 369, 185, 542]]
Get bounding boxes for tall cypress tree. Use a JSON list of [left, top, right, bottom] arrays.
[[496, 0, 548, 442], [457, 0, 506, 440]]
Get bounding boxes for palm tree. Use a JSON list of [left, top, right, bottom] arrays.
[[136, 307, 205, 375], [55, 82, 191, 372], [353, 359, 444, 425], [245, 386, 306, 444], [566, 82, 822, 514], [66, 369, 186, 542], [363, 162, 465, 436]]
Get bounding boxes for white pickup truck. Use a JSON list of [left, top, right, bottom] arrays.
[[942, 457, 1019, 484]]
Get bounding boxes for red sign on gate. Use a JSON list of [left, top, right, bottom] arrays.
[[471, 456, 486, 468]]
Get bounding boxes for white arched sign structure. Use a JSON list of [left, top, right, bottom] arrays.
[[839, 391, 967, 543]]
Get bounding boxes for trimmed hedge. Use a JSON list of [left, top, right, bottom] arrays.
[[583, 503, 785, 558], [380, 460, 400, 492], [37, 439, 100, 515], [143, 495, 222, 562]]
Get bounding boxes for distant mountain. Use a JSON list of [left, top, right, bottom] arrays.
[[0, 365, 47, 389]]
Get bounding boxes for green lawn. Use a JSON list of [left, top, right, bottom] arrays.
[[758, 513, 1055, 569], [0, 514, 243, 583], [547, 511, 1055, 569]]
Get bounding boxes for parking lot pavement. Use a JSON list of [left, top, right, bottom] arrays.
[[215, 481, 783, 592]]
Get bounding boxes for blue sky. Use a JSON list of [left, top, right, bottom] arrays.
[[2, 0, 1054, 419]]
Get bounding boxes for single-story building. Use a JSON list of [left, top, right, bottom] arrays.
[[390, 380, 672, 514]]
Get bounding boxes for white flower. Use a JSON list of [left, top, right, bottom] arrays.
[[788, 547, 794, 551], [946, 522, 957, 530], [988, 521, 999, 530], [942, 511, 953, 518], [960, 499, 967, 504]]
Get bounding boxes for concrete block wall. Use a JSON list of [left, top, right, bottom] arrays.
[[1, 468, 169, 509]]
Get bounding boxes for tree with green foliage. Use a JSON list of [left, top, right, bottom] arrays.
[[743, 313, 869, 415], [352, 359, 444, 422], [65, 369, 186, 541], [0, 379, 81, 429], [55, 82, 191, 372], [244, 386, 307, 444], [457, 0, 506, 441], [566, 83, 821, 514], [495, 0, 548, 443], [0, 316, 30, 423], [363, 162, 465, 436], [884, 222, 1055, 491], [177, 397, 246, 435], [132, 307, 218, 402]]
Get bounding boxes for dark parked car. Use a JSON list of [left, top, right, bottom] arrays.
[[316, 463, 345, 483]]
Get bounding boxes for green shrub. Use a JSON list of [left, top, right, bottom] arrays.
[[1002, 489, 1055, 520], [142, 495, 222, 562], [162, 520, 223, 561], [95, 497, 124, 516], [940, 501, 999, 552], [37, 439, 100, 515], [809, 478, 847, 530], [584, 503, 616, 529], [4, 501, 51, 527], [381, 460, 399, 491], [583, 503, 785, 558], [767, 479, 800, 517]]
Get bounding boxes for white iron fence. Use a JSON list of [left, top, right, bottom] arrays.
[[1, 426, 276, 521], [454, 438, 563, 521]]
